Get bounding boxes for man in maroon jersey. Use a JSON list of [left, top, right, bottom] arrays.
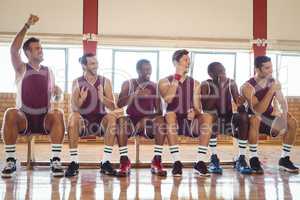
[[242, 56, 298, 174], [158, 49, 213, 177], [117, 59, 167, 177], [65, 53, 120, 177], [1, 15, 65, 178]]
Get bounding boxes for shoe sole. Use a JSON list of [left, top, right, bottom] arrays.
[[100, 170, 117, 176], [172, 173, 182, 177], [208, 169, 223, 174], [117, 170, 130, 177], [279, 166, 299, 173], [151, 169, 167, 177], [52, 172, 65, 177], [1, 171, 15, 178], [193, 169, 210, 177]]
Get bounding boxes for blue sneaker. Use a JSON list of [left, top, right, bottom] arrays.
[[208, 154, 223, 174], [234, 155, 252, 174]]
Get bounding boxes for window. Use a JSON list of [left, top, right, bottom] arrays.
[[113, 50, 158, 93], [0, 45, 16, 92]]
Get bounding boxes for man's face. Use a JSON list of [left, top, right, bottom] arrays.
[[26, 42, 44, 63], [176, 54, 190, 74], [209, 64, 226, 82], [84, 56, 98, 75], [257, 61, 273, 78], [138, 63, 152, 81]]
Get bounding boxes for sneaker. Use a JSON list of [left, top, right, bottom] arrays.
[[50, 157, 64, 177], [194, 161, 210, 177], [100, 161, 117, 176], [279, 156, 299, 173], [234, 155, 252, 174], [151, 156, 167, 177], [208, 154, 223, 174], [65, 161, 79, 177], [117, 156, 131, 177], [172, 161, 183, 177], [249, 157, 264, 174], [1, 158, 17, 178]]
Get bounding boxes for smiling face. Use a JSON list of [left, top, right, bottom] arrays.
[[137, 62, 152, 81], [25, 42, 44, 63], [83, 56, 98, 75], [256, 61, 273, 79]]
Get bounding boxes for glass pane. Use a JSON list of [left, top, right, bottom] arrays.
[[236, 52, 251, 89], [192, 53, 236, 83], [280, 55, 300, 96], [159, 50, 174, 79], [113, 51, 158, 93], [42, 49, 66, 92], [0, 45, 16, 92], [68, 48, 83, 93]]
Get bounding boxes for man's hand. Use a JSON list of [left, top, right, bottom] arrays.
[[270, 80, 281, 93], [187, 108, 195, 120], [79, 87, 88, 103], [98, 85, 104, 101], [26, 14, 39, 26]]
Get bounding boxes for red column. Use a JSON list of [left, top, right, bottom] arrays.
[[83, 0, 98, 54], [253, 0, 267, 57]]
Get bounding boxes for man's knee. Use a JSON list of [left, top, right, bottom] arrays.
[[68, 112, 82, 128], [165, 112, 177, 123], [249, 115, 261, 127], [4, 108, 19, 122]]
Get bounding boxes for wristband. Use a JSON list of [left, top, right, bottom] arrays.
[[174, 74, 181, 81]]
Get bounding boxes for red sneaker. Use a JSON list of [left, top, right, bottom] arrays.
[[151, 156, 167, 177], [118, 156, 131, 177]]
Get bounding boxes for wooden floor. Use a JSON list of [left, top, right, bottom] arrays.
[[0, 144, 300, 199]]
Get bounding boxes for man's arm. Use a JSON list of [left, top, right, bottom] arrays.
[[71, 80, 84, 111], [158, 78, 179, 104], [117, 80, 133, 108], [101, 79, 116, 111], [11, 14, 39, 75], [193, 80, 202, 115]]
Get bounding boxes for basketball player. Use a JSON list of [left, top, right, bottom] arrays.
[[201, 62, 252, 174], [117, 59, 167, 177], [242, 56, 298, 173], [1, 15, 65, 178], [158, 49, 213, 177], [65, 53, 119, 177]]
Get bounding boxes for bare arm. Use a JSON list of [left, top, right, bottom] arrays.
[[158, 78, 179, 104], [101, 79, 116, 111], [193, 80, 202, 115], [117, 80, 133, 108], [71, 80, 85, 111]]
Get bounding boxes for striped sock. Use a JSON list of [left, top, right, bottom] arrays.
[[281, 144, 292, 158], [119, 146, 128, 157], [238, 140, 247, 156], [169, 145, 180, 162], [5, 144, 16, 160], [51, 144, 62, 159], [102, 145, 113, 163], [249, 144, 258, 158], [69, 148, 79, 163], [198, 145, 208, 162], [154, 145, 163, 157], [209, 138, 217, 155]]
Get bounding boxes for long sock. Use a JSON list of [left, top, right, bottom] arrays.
[[249, 144, 258, 158], [119, 146, 128, 157], [169, 145, 180, 162], [51, 144, 62, 159], [209, 138, 217, 155], [281, 144, 292, 158], [197, 145, 208, 162], [154, 145, 163, 157], [4, 144, 16, 160], [69, 148, 79, 163], [238, 140, 247, 156], [102, 145, 113, 163]]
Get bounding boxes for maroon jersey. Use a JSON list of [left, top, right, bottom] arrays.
[[126, 79, 158, 117], [247, 77, 275, 116], [76, 75, 107, 117], [166, 75, 194, 114], [17, 63, 52, 115], [201, 79, 233, 116]]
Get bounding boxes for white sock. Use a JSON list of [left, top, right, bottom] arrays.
[[209, 138, 217, 155], [249, 144, 258, 158], [154, 145, 163, 157], [51, 144, 62, 159], [238, 140, 247, 156], [197, 145, 208, 162], [102, 145, 113, 163], [69, 148, 79, 163], [119, 146, 128, 157], [4, 144, 16, 160], [281, 144, 292, 158], [169, 145, 180, 162]]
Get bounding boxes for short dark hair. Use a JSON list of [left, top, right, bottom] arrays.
[[136, 59, 150, 71], [79, 53, 95, 65], [172, 49, 189, 64], [22, 37, 40, 53], [255, 56, 271, 69], [207, 62, 222, 74]]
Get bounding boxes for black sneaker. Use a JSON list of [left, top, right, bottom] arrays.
[[50, 157, 64, 177], [100, 161, 117, 176], [172, 161, 183, 177], [249, 157, 264, 174], [194, 161, 210, 177], [208, 154, 223, 174], [279, 156, 299, 173], [234, 155, 252, 174], [65, 161, 79, 177], [1, 157, 17, 178]]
